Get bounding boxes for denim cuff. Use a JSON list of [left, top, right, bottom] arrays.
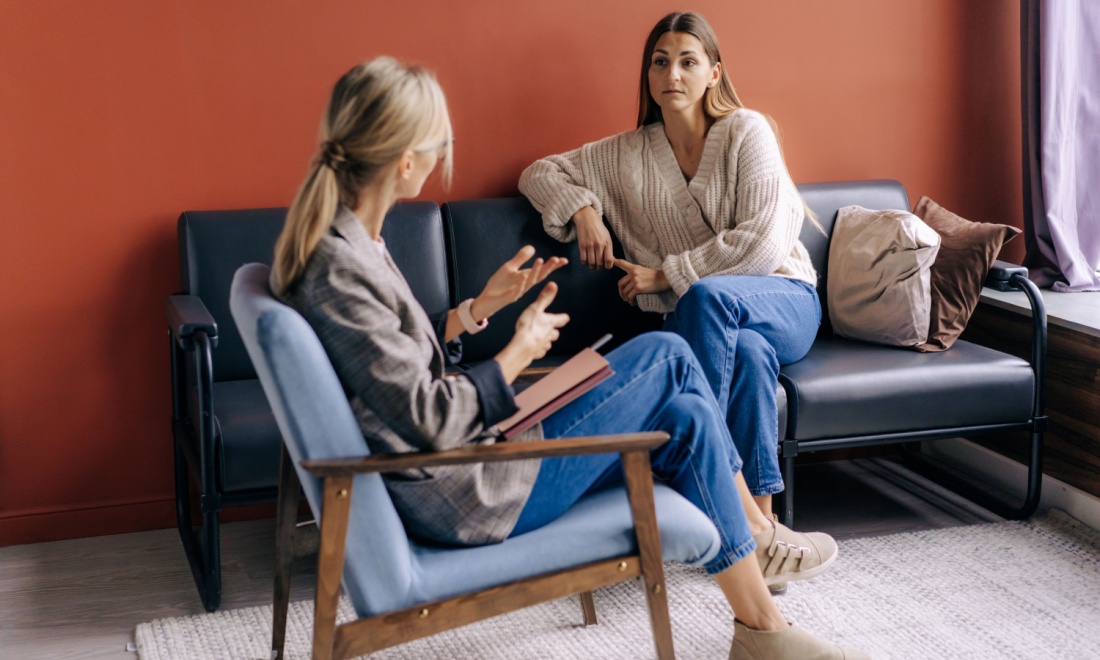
[[748, 481, 785, 498], [704, 537, 757, 575]]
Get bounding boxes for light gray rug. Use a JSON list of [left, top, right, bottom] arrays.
[[136, 510, 1100, 659]]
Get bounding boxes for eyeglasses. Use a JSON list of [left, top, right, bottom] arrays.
[[415, 137, 455, 161]]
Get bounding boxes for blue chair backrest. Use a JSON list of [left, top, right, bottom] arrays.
[[230, 263, 415, 611]]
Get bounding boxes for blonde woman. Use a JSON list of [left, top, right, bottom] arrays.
[[520, 12, 827, 591], [272, 57, 864, 659]]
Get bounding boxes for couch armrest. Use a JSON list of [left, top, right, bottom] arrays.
[[166, 294, 219, 350], [980, 261, 1048, 421], [985, 260, 1030, 292], [301, 431, 669, 477]]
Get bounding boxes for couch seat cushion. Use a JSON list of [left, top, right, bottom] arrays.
[[780, 337, 1033, 441], [214, 379, 282, 492]]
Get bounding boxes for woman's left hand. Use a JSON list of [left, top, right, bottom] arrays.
[[614, 259, 670, 306], [472, 245, 568, 320]]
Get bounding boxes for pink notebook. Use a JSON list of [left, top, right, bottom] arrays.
[[497, 348, 614, 440]]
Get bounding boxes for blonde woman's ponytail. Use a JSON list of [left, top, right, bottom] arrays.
[[271, 160, 341, 295], [271, 57, 453, 295]]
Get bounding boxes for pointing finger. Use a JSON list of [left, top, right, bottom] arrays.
[[613, 258, 634, 272]]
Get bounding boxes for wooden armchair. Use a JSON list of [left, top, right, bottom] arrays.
[[230, 263, 722, 660]]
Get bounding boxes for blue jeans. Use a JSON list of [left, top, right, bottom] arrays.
[[510, 333, 755, 575], [663, 276, 820, 497]]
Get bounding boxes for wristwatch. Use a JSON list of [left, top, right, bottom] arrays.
[[457, 298, 489, 335]]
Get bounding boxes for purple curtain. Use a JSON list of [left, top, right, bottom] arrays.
[[1021, 0, 1100, 291]]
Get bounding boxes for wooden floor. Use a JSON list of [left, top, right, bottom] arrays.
[[0, 456, 1008, 659]]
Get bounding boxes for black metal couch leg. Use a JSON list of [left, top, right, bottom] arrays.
[[900, 432, 1044, 521], [781, 454, 796, 528], [1019, 430, 1044, 518], [175, 437, 223, 612], [201, 509, 223, 611]]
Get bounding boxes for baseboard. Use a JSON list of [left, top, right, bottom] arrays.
[[0, 495, 178, 547], [0, 495, 277, 547], [923, 438, 1100, 532]]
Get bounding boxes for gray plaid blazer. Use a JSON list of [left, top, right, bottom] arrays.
[[279, 207, 541, 546]]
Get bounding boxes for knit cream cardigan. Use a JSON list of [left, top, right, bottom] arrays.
[[519, 109, 817, 313]]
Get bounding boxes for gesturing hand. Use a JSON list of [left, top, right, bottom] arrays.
[[573, 206, 615, 270], [473, 245, 568, 320], [614, 258, 671, 306], [514, 282, 571, 362]]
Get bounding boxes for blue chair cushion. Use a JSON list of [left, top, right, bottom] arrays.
[[345, 484, 721, 618], [780, 337, 1034, 441]]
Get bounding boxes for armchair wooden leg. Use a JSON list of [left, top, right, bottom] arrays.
[[621, 450, 675, 660], [579, 591, 598, 626], [313, 476, 354, 660], [272, 446, 301, 660]]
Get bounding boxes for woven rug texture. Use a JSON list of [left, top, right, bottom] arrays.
[[135, 510, 1100, 659]]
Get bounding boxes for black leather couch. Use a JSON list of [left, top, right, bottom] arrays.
[[166, 179, 1046, 610]]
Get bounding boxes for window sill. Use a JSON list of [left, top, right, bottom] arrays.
[[980, 287, 1100, 340]]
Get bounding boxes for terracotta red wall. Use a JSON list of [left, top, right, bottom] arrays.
[[0, 1, 1022, 545]]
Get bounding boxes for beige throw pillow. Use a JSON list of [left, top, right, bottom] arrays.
[[828, 206, 941, 347]]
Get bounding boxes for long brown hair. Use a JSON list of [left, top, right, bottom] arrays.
[[636, 12, 821, 232], [271, 57, 452, 294], [637, 11, 743, 128]]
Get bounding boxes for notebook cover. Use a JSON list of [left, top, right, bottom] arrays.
[[497, 347, 613, 439], [502, 366, 613, 440]]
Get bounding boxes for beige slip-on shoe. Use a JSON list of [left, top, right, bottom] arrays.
[[753, 518, 838, 587], [730, 620, 870, 660]]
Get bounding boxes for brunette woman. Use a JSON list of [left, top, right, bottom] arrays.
[[520, 12, 828, 594]]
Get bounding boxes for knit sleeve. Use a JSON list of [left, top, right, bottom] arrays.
[[661, 117, 804, 297], [518, 147, 602, 243], [519, 131, 634, 243], [635, 290, 679, 313]]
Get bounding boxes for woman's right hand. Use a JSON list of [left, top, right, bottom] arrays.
[[494, 282, 570, 383], [573, 206, 615, 270]]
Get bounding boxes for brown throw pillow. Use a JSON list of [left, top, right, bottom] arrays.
[[912, 196, 1022, 352]]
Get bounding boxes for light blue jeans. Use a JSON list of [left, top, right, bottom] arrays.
[[663, 276, 821, 497], [511, 333, 755, 575]]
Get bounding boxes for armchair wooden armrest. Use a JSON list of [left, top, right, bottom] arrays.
[[301, 431, 670, 477]]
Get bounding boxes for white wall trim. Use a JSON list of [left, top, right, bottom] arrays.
[[924, 438, 1100, 532]]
